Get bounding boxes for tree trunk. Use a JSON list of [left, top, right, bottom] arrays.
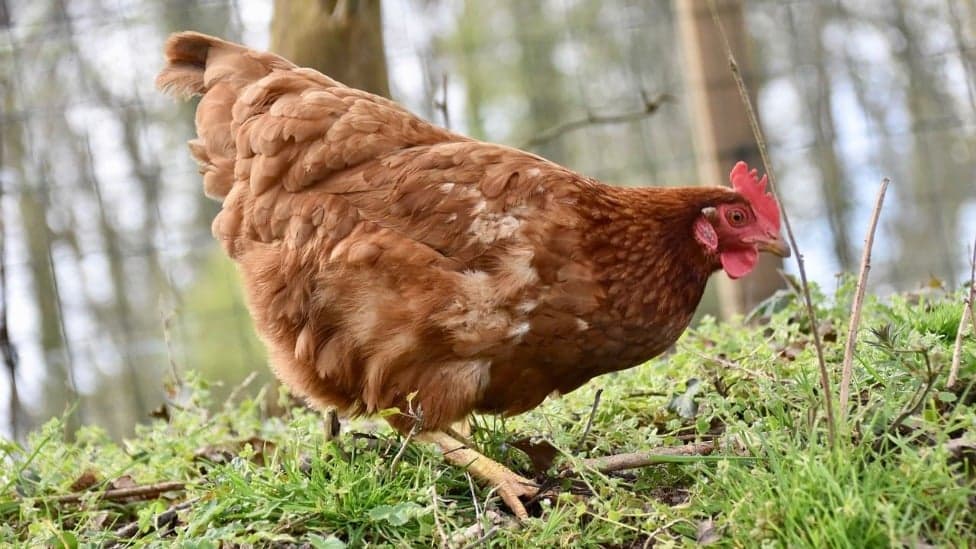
[[675, 0, 783, 317], [271, 0, 390, 98]]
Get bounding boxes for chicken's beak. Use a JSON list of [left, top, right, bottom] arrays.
[[757, 236, 791, 258]]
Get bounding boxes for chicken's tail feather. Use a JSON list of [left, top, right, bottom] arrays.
[[156, 31, 225, 97], [157, 31, 293, 98]]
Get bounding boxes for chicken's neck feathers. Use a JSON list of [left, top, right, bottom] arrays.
[[579, 183, 737, 328]]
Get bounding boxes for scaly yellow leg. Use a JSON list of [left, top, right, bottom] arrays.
[[419, 431, 538, 520]]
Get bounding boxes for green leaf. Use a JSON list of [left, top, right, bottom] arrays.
[[668, 378, 702, 419], [367, 502, 426, 526], [49, 531, 77, 549], [308, 533, 347, 549]]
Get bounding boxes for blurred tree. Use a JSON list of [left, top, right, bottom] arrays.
[[184, 0, 394, 408], [509, 1, 571, 163], [676, 0, 784, 316], [784, 2, 854, 271], [890, 0, 964, 286], [271, 0, 390, 97]]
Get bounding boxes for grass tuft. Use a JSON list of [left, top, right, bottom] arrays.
[[1, 277, 974, 546]]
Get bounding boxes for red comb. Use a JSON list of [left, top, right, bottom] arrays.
[[730, 161, 780, 232]]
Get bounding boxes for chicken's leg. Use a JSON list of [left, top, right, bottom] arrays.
[[419, 431, 538, 520]]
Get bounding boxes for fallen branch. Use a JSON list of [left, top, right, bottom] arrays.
[[706, 0, 836, 446], [46, 481, 186, 504], [839, 178, 890, 414], [574, 441, 717, 473], [948, 236, 976, 387], [521, 92, 670, 150]]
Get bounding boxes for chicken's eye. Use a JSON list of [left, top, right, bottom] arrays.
[[726, 209, 748, 227]]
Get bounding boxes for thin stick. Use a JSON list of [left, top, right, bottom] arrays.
[[465, 472, 482, 521], [839, 178, 890, 413], [576, 441, 717, 473], [949, 300, 972, 388], [45, 481, 186, 504], [430, 484, 448, 549], [948, 237, 976, 387], [388, 422, 419, 473], [521, 92, 670, 150], [573, 388, 603, 454], [706, 0, 836, 446]]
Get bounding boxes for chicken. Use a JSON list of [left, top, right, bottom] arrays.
[[157, 32, 789, 519]]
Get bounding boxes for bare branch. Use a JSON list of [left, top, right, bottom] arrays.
[[44, 481, 186, 504], [840, 178, 890, 414], [706, 0, 836, 446], [521, 92, 671, 150], [575, 441, 716, 473]]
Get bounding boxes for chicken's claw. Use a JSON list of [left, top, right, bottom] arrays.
[[419, 431, 539, 521]]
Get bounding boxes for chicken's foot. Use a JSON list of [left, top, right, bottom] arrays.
[[419, 431, 538, 521]]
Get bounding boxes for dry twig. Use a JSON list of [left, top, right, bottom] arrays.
[[430, 484, 448, 549], [574, 388, 603, 454], [521, 92, 670, 150], [706, 0, 836, 446], [948, 237, 976, 387], [839, 178, 890, 415], [575, 441, 716, 473], [389, 417, 421, 473], [47, 481, 186, 504]]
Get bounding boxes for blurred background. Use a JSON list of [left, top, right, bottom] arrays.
[[0, 0, 973, 440]]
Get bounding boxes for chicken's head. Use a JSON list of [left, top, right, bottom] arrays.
[[693, 161, 790, 279]]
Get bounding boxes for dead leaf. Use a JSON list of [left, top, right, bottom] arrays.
[[69, 469, 99, 492], [193, 437, 278, 466], [511, 437, 559, 474], [109, 475, 138, 491]]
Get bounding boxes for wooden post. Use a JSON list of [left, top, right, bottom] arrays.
[[675, 0, 783, 317]]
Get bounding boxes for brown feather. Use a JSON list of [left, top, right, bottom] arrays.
[[158, 33, 751, 433]]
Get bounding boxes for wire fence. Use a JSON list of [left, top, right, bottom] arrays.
[[0, 0, 974, 439]]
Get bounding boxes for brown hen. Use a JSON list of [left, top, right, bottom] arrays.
[[157, 32, 788, 519]]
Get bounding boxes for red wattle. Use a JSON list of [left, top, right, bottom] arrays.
[[720, 248, 758, 279]]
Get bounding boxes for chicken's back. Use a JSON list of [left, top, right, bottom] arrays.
[[157, 32, 621, 431]]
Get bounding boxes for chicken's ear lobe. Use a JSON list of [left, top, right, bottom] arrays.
[[693, 215, 718, 253]]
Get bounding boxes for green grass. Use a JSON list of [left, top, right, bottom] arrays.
[[1, 277, 974, 547]]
